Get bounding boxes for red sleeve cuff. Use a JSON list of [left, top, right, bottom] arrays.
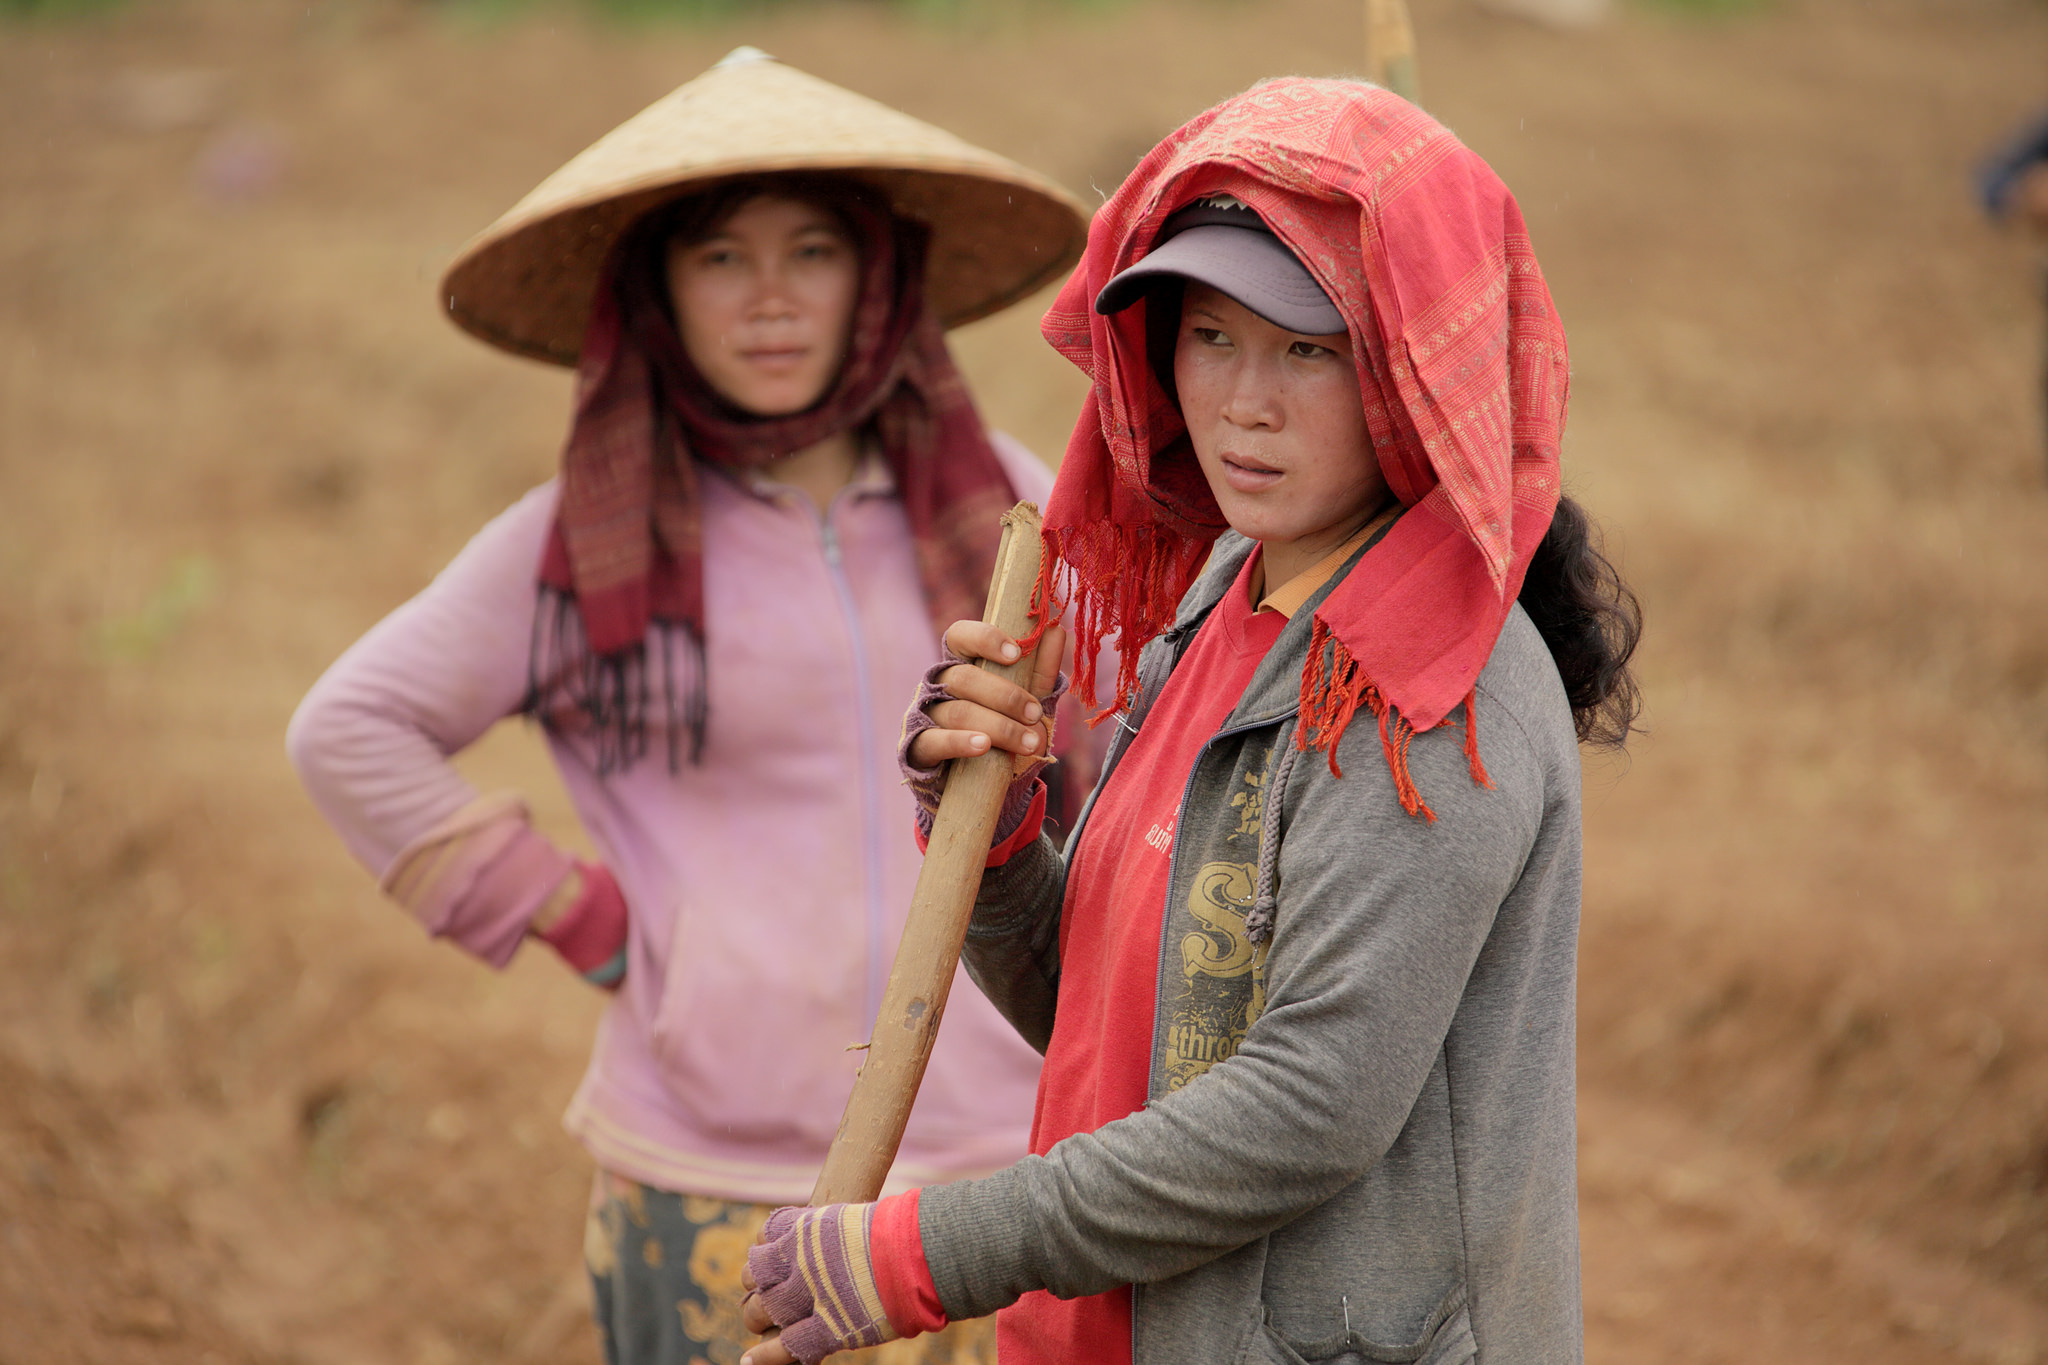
[[911, 781, 1046, 869], [869, 1189, 947, 1338], [985, 782, 1047, 866], [537, 861, 629, 986]]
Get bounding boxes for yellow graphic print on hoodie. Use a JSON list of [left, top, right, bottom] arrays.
[[1162, 751, 1272, 1091]]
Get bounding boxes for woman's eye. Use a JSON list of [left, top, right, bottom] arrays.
[[1191, 327, 1228, 347], [696, 248, 741, 268], [1288, 340, 1335, 359], [794, 239, 845, 262]]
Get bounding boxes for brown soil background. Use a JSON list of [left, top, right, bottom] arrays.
[[2, 0, 2046, 1361]]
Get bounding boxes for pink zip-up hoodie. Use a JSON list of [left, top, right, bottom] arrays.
[[287, 438, 1052, 1202]]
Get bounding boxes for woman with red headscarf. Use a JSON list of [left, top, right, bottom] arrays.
[[287, 51, 1095, 1365], [741, 77, 1639, 1365]]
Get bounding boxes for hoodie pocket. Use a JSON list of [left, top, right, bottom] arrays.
[[647, 891, 866, 1149], [1244, 1287, 1475, 1365]]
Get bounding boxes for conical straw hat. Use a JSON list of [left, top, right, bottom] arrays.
[[440, 47, 1090, 366]]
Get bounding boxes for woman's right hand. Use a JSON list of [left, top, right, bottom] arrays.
[[907, 620, 1067, 771]]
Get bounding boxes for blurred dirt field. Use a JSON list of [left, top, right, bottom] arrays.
[[2, 0, 2046, 1361]]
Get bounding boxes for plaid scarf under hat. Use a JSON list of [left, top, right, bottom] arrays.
[[530, 178, 1016, 771]]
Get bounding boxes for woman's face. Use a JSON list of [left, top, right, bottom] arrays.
[[666, 194, 860, 417], [1173, 282, 1389, 562]]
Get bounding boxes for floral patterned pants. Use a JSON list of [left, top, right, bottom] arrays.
[[585, 1171, 997, 1365]]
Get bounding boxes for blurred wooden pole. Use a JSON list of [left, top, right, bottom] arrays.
[[809, 502, 1047, 1206], [1366, 0, 1422, 105]]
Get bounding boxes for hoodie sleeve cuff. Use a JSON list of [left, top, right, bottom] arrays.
[[869, 1189, 948, 1339]]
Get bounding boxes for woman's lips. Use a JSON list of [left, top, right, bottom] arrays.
[[738, 346, 810, 371], [1218, 453, 1283, 493]]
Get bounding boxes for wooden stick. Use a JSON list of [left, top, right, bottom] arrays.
[[1365, 0, 1422, 105], [809, 501, 1048, 1206]]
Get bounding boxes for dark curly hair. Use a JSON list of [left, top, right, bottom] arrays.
[[1516, 495, 1643, 747]]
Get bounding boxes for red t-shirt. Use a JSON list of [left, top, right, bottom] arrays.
[[999, 552, 1284, 1365]]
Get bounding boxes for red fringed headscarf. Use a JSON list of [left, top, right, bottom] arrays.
[[532, 178, 1016, 771], [1039, 78, 1569, 819]]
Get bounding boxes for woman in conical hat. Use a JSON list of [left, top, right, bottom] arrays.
[[739, 77, 1639, 1365], [287, 49, 1090, 1365]]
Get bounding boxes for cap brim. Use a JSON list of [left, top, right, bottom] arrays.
[[1094, 225, 1346, 336]]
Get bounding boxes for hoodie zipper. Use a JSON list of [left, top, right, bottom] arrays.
[[817, 508, 890, 1032]]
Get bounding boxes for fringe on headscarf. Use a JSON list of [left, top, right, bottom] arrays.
[[1295, 616, 1493, 822], [525, 584, 708, 775], [1036, 520, 1215, 723]]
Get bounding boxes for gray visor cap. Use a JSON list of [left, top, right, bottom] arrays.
[[1093, 208, 1347, 336]]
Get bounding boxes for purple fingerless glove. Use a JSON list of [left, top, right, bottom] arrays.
[[898, 657, 1068, 847], [746, 1203, 896, 1364]]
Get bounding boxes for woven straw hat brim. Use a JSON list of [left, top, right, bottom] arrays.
[[440, 49, 1090, 366]]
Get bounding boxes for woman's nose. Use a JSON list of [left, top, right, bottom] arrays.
[[746, 268, 800, 320], [1220, 362, 1283, 430]]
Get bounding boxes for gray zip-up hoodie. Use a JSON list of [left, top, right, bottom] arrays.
[[916, 532, 1585, 1365]]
